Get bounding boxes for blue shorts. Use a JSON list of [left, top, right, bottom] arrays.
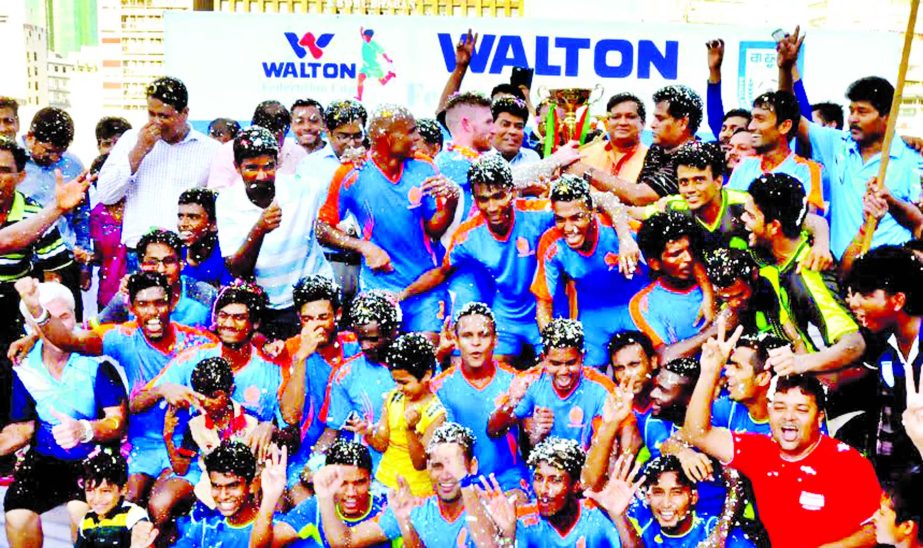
[[127, 441, 172, 478], [401, 289, 446, 333], [495, 318, 541, 357]]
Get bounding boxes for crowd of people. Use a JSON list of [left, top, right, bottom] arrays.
[[0, 23, 922, 547]]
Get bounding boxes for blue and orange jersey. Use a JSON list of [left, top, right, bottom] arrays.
[[624, 279, 705, 348], [379, 496, 477, 547], [155, 342, 285, 424], [318, 155, 443, 293], [431, 363, 530, 493], [516, 499, 624, 547], [512, 366, 615, 450], [96, 321, 215, 446], [711, 396, 771, 436], [435, 143, 481, 219], [277, 492, 395, 548], [446, 200, 553, 325], [727, 152, 825, 212]]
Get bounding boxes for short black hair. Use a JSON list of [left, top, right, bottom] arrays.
[[747, 173, 808, 239], [770, 374, 827, 414], [178, 188, 217, 223], [95, 116, 132, 143], [205, 440, 256, 482], [652, 85, 703, 134], [453, 301, 496, 333], [886, 465, 923, 534], [637, 211, 702, 265], [723, 108, 751, 125], [703, 247, 757, 289], [752, 91, 800, 137], [292, 275, 341, 311], [82, 449, 128, 490], [126, 271, 170, 304], [606, 92, 646, 123], [208, 118, 241, 139], [251, 100, 291, 136], [468, 153, 513, 190], [846, 245, 923, 316], [385, 333, 436, 381], [643, 454, 693, 489], [146, 76, 188, 111], [0, 136, 28, 172], [30, 107, 74, 149], [324, 100, 367, 132], [490, 83, 526, 101], [233, 126, 279, 165], [291, 98, 324, 114], [550, 174, 592, 209], [215, 282, 268, 325], [0, 97, 19, 117], [325, 440, 372, 472], [527, 437, 585, 481], [349, 290, 401, 333], [416, 118, 443, 147], [89, 154, 108, 176], [811, 102, 844, 129], [136, 229, 183, 260], [427, 422, 475, 460], [541, 318, 584, 351], [662, 356, 701, 385], [673, 140, 725, 179], [846, 76, 894, 116], [491, 96, 529, 124], [191, 357, 234, 397], [608, 330, 656, 361], [735, 333, 789, 373]]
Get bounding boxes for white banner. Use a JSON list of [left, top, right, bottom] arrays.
[[164, 12, 902, 127]]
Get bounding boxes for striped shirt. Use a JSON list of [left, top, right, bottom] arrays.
[[0, 192, 72, 281], [216, 172, 331, 309], [96, 127, 220, 247]]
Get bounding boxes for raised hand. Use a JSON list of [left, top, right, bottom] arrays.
[[767, 344, 799, 376], [260, 444, 288, 505], [678, 446, 714, 482], [50, 409, 86, 449], [421, 175, 460, 201], [455, 29, 478, 68], [295, 322, 327, 361], [13, 277, 42, 319], [313, 464, 344, 499], [507, 373, 534, 405], [550, 141, 581, 170], [776, 26, 804, 70], [435, 315, 456, 358], [699, 314, 743, 376], [603, 380, 635, 426], [476, 474, 517, 539], [159, 383, 204, 411], [585, 453, 645, 517], [54, 169, 91, 212], [529, 406, 554, 445], [706, 39, 725, 74], [247, 422, 276, 462], [256, 201, 282, 234], [136, 122, 163, 154], [129, 521, 159, 548], [388, 475, 417, 522], [903, 362, 923, 455]]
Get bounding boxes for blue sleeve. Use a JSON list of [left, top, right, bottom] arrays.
[[710, 397, 733, 429], [377, 506, 403, 540], [155, 359, 190, 388], [94, 361, 128, 410], [96, 293, 129, 325], [706, 81, 725, 141], [806, 122, 842, 167], [793, 79, 813, 120], [277, 496, 318, 531], [68, 195, 92, 251], [9, 373, 36, 423], [171, 516, 201, 548], [324, 373, 351, 429]]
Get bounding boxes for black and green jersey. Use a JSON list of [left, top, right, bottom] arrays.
[[0, 192, 72, 282], [77, 500, 148, 547], [642, 189, 750, 251]]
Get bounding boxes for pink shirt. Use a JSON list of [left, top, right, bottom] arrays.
[[89, 202, 128, 307], [206, 138, 308, 190]]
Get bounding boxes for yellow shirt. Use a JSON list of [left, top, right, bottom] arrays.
[[376, 391, 445, 496], [580, 140, 649, 183]]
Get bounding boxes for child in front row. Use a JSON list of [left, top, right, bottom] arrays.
[[77, 450, 156, 548]]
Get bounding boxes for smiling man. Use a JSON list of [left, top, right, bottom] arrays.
[[580, 92, 649, 184]]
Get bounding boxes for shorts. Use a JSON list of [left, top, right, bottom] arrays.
[[127, 442, 172, 479], [495, 319, 541, 357], [4, 449, 84, 514], [400, 289, 446, 333]]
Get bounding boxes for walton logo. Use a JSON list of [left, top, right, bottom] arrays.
[[284, 32, 334, 59]]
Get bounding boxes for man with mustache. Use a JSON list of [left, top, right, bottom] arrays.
[[217, 126, 332, 341], [579, 92, 649, 184]]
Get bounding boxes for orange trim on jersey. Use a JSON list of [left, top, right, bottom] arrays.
[[318, 164, 358, 226], [628, 282, 666, 348], [792, 155, 825, 211], [565, 279, 578, 319], [514, 198, 551, 212], [531, 227, 565, 301], [583, 366, 617, 392], [318, 353, 362, 424]]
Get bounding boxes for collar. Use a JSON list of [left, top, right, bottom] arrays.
[[309, 141, 338, 160], [845, 132, 910, 161], [887, 331, 921, 365], [204, 402, 249, 433]]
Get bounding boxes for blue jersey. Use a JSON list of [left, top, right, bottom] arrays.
[[516, 500, 622, 547], [431, 364, 529, 493], [321, 354, 395, 469], [11, 342, 126, 460], [379, 497, 476, 547], [157, 342, 284, 424], [447, 201, 553, 326], [98, 322, 215, 447], [182, 240, 233, 288], [625, 279, 704, 349], [513, 367, 614, 450], [636, 513, 754, 547], [319, 156, 443, 293], [278, 492, 394, 548], [435, 143, 480, 220], [532, 215, 647, 365], [174, 505, 277, 548], [727, 153, 825, 213], [711, 397, 771, 436]]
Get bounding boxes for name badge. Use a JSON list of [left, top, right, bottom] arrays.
[[799, 491, 825, 511]]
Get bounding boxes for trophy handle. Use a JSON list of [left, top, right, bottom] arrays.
[[589, 84, 605, 105]]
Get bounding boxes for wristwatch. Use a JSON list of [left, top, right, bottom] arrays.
[[79, 420, 94, 444], [582, 167, 596, 184]]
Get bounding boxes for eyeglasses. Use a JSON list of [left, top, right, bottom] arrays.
[[141, 256, 180, 268]]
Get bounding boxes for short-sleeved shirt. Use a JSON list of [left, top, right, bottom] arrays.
[[277, 492, 394, 548], [96, 276, 215, 330], [0, 192, 73, 281], [157, 342, 284, 424], [318, 156, 443, 293], [637, 144, 682, 197], [376, 392, 445, 496], [174, 505, 281, 548], [710, 397, 771, 436], [97, 322, 216, 446], [727, 153, 825, 212], [434, 143, 480, 223], [379, 497, 476, 547], [807, 123, 922, 258], [513, 367, 614, 450], [624, 279, 704, 348], [754, 237, 859, 352], [635, 512, 754, 547], [515, 500, 623, 547], [217, 172, 332, 309], [432, 363, 530, 493], [641, 189, 750, 251], [182, 238, 233, 288], [11, 341, 126, 460], [22, 153, 89, 250], [447, 201, 553, 325], [77, 500, 149, 548], [726, 433, 882, 547]]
